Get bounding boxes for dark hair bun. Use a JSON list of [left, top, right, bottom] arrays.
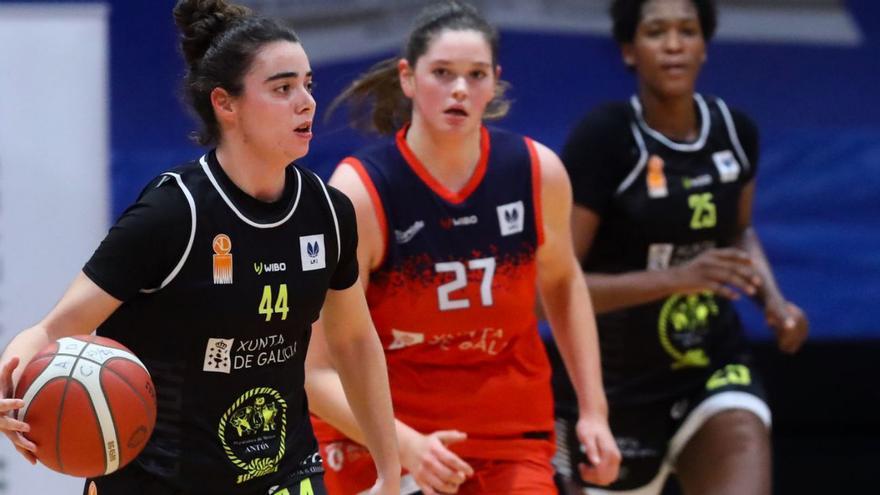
[[173, 0, 251, 67]]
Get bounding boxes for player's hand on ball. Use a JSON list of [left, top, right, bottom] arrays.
[[0, 357, 37, 464]]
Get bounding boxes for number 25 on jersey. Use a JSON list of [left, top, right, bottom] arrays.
[[688, 193, 717, 230]]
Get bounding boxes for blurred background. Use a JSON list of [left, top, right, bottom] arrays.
[[0, 0, 877, 493]]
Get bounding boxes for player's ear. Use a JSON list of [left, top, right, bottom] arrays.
[[211, 87, 237, 125], [398, 58, 415, 99]]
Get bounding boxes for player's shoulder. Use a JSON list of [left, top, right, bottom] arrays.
[[485, 125, 525, 144], [727, 106, 758, 141], [704, 95, 759, 137], [290, 164, 355, 216], [575, 101, 633, 133], [563, 101, 636, 164], [134, 159, 201, 210], [349, 134, 399, 165], [565, 101, 634, 150], [155, 156, 205, 185], [325, 183, 355, 214]]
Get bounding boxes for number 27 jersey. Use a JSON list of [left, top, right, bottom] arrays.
[[318, 126, 552, 459]]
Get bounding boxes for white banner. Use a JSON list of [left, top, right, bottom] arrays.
[[0, 4, 109, 493]]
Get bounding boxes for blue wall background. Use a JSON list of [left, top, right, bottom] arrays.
[[5, 0, 878, 340]]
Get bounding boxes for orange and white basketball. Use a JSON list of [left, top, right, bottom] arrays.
[[14, 335, 157, 477]]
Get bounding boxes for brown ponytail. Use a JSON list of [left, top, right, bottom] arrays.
[[327, 58, 410, 136]]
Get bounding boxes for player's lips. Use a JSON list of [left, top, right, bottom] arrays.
[[294, 121, 312, 138], [660, 61, 691, 74], [444, 106, 469, 117]]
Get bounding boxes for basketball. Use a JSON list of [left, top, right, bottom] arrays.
[[13, 335, 157, 477]]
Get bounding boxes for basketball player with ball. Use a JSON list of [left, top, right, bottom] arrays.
[[0, 1, 400, 494]]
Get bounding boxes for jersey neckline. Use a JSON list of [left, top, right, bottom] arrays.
[[630, 93, 710, 152], [395, 124, 491, 205], [199, 151, 302, 228]]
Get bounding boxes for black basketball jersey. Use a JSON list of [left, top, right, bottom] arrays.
[[563, 94, 759, 405], [86, 151, 357, 493]]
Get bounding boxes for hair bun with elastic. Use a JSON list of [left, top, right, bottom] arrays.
[[173, 0, 251, 67]]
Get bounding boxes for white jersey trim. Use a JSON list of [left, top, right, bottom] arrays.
[[199, 155, 302, 229], [714, 97, 753, 175], [615, 122, 649, 196], [313, 172, 341, 263], [141, 172, 196, 294], [630, 93, 711, 152]]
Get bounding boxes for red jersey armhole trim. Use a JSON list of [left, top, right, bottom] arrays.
[[395, 125, 491, 205], [342, 157, 389, 268], [524, 137, 545, 247]]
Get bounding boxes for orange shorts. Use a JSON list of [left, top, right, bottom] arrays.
[[319, 440, 557, 495]]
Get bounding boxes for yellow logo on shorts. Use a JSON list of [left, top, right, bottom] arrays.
[[706, 364, 752, 390]]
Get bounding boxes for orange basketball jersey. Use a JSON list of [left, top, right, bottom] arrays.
[[313, 126, 555, 461]]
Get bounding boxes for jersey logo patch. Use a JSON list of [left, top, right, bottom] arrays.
[[682, 174, 713, 189], [300, 234, 326, 271], [388, 329, 425, 350], [254, 262, 287, 275], [496, 201, 524, 236], [646, 155, 668, 198], [440, 215, 478, 230], [395, 220, 425, 244], [713, 150, 741, 183], [213, 234, 233, 284], [204, 337, 234, 373]]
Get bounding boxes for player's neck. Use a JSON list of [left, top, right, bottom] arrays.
[[214, 141, 288, 203], [638, 90, 699, 142], [404, 117, 482, 193]]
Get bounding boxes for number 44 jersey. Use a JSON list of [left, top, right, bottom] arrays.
[[314, 125, 553, 460]]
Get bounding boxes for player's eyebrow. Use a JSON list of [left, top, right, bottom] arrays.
[[264, 70, 312, 82]]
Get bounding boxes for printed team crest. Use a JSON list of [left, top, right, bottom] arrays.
[[213, 233, 233, 284], [646, 155, 668, 198], [496, 201, 524, 236], [203, 338, 234, 374], [658, 293, 719, 369], [218, 387, 287, 484], [713, 150, 741, 183], [299, 234, 326, 271]]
